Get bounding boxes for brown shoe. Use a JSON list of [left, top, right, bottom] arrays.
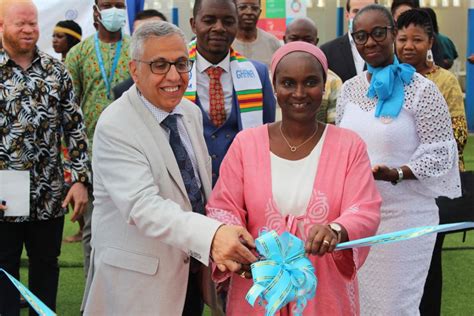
[[63, 230, 83, 243]]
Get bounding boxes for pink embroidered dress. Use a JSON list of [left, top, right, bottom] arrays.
[[206, 124, 382, 315]]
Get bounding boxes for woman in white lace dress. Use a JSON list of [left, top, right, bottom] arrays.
[[336, 4, 461, 315]]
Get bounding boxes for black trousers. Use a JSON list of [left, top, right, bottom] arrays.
[[0, 216, 64, 316], [182, 266, 204, 316], [419, 233, 445, 316]]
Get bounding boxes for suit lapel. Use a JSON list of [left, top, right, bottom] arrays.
[[341, 34, 357, 78], [126, 86, 189, 200]]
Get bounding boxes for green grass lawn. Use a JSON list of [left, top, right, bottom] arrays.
[[17, 136, 474, 315]]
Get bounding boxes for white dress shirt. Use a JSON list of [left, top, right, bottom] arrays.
[[196, 51, 234, 117], [138, 90, 201, 187], [348, 31, 366, 75]]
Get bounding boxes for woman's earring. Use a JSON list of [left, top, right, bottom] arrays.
[[426, 49, 434, 67]]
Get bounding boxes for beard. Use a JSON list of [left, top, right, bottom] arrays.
[[2, 30, 37, 55]]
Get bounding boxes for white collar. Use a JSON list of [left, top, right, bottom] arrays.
[[348, 31, 355, 45], [137, 87, 184, 124], [196, 50, 231, 74]]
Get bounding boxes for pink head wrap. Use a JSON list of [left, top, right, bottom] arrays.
[[270, 41, 328, 81]]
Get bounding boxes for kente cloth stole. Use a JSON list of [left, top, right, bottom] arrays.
[[185, 40, 264, 129]]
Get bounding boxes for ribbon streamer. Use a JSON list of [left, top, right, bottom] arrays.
[[336, 221, 474, 250], [0, 269, 56, 316], [247, 222, 474, 315], [245, 230, 316, 316]]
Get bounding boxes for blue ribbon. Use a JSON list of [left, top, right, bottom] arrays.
[[0, 269, 56, 316], [245, 231, 316, 316], [247, 222, 474, 315], [367, 56, 415, 119], [336, 222, 474, 251]]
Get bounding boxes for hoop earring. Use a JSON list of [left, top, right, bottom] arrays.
[[426, 49, 434, 67]]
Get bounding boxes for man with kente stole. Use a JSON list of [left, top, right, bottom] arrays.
[[186, 0, 276, 185]]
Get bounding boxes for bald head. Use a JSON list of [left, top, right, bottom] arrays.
[[1, 0, 39, 56], [284, 18, 318, 46], [1, 0, 36, 16]]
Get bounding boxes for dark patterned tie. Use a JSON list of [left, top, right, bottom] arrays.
[[206, 66, 226, 127], [161, 114, 205, 215]]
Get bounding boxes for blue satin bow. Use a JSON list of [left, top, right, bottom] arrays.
[[367, 56, 415, 119], [246, 231, 317, 316]]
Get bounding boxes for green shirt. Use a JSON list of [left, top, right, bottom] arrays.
[[436, 33, 458, 61], [65, 34, 131, 153]]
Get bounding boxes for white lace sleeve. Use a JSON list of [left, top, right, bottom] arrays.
[[405, 79, 461, 198], [336, 82, 349, 125]]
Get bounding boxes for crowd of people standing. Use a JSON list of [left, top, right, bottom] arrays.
[[0, 0, 469, 315]]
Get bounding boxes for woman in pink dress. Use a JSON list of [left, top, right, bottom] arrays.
[[206, 41, 382, 315]]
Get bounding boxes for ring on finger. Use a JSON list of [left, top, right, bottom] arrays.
[[322, 239, 330, 246]]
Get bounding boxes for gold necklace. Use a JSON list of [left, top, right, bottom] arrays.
[[279, 122, 318, 153]]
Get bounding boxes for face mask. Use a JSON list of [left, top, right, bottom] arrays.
[[348, 18, 354, 32], [95, 5, 127, 32]]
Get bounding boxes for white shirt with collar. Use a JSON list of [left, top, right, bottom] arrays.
[[138, 89, 201, 187], [196, 51, 233, 117], [348, 31, 366, 75]]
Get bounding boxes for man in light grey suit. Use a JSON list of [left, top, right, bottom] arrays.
[[83, 21, 257, 315]]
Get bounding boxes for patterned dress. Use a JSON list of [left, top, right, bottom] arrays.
[[0, 48, 90, 222], [65, 34, 130, 154], [337, 72, 461, 315], [320, 69, 342, 124], [425, 66, 468, 171]]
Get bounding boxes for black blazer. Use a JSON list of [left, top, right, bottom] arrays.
[[320, 33, 358, 83], [113, 77, 134, 100]]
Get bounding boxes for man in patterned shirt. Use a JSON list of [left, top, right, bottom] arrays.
[[65, 0, 131, 279], [0, 0, 90, 314]]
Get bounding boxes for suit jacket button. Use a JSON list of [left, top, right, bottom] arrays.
[[211, 154, 217, 159], [183, 256, 190, 264], [211, 135, 217, 139]]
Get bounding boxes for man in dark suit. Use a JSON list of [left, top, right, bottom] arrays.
[[187, 0, 276, 185], [113, 9, 167, 99], [320, 0, 377, 82]]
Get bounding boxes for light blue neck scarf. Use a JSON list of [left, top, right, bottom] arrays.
[[367, 56, 415, 119]]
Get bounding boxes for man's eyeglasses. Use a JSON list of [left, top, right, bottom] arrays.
[[351, 26, 393, 45], [237, 4, 261, 12], [134, 59, 194, 74]]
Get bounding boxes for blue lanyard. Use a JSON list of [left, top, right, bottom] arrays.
[[94, 32, 122, 99]]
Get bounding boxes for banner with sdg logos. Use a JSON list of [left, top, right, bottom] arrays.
[[257, 0, 307, 40]]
